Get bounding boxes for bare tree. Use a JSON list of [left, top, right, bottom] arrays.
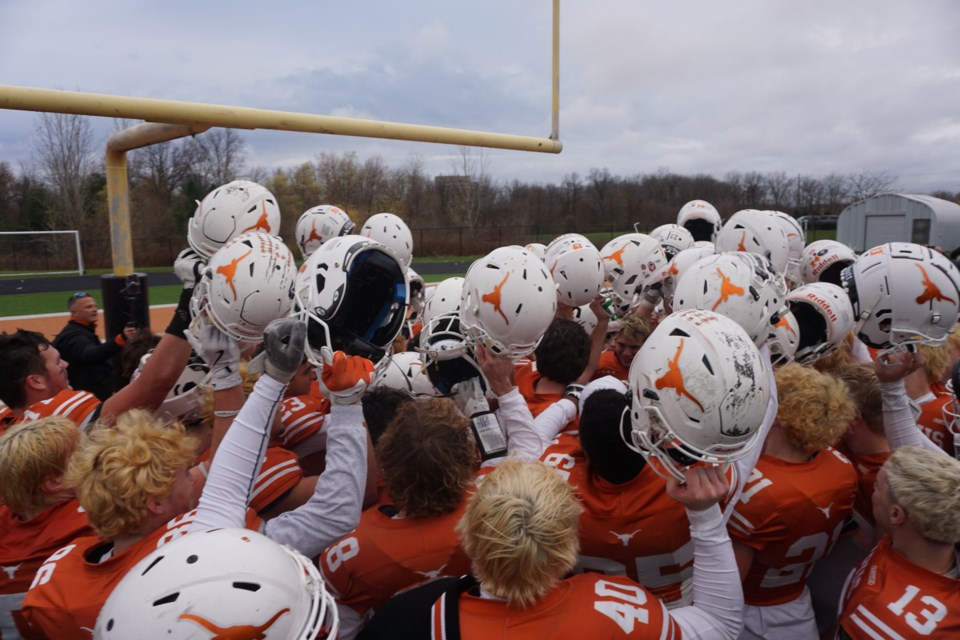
[[846, 170, 896, 202], [764, 171, 793, 209], [32, 112, 97, 229], [821, 173, 850, 213], [443, 146, 490, 226], [193, 129, 247, 187], [587, 167, 615, 222]]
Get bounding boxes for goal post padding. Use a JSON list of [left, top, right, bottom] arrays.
[[0, 230, 85, 276]]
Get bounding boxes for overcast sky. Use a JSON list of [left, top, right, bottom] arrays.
[[1, 0, 958, 194]]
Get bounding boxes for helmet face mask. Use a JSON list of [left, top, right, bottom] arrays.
[[626, 309, 770, 483], [188, 180, 282, 259], [650, 224, 695, 262], [294, 235, 409, 368], [416, 312, 486, 395], [95, 528, 337, 640], [371, 350, 439, 397]]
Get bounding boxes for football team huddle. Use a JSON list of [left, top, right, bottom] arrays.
[[0, 182, 958, 639]]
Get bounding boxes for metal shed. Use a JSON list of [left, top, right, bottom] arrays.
[[837, 194, 960, 252]]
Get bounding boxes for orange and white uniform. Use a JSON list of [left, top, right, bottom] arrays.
[[278, 391, 330, 454], [565, 459, 695, 607], [592, 350, 629, 382], [195, 445, 303, 515], [914, 387, 955, 458], [457, 574, 681, 640], [729, 448, 857, 639], [0, 390, 100, 435], [0, 500, 93, 640], [17, 508, 261, 640], [321, 501, 472, 639], [838, 536, 960, 639]]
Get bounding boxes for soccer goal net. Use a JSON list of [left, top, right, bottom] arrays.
[[0, 230, 85, 277]]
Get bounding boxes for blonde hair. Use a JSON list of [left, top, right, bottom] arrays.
[[774, 364, 856, 455], [832, 364, 883, 433], [457, 459, 582, 608], [0, 417, 81, 514], [65, 410, 198, 540], [617, 314, 653, 343], [915, 342, 951, 385], [884, 447, 960, 543], [812, 331, 855, 373]]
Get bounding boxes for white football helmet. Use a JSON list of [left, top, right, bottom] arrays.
[[767, 310, 801, 366], [371, 350, 440, 397], [715, 209, 790, 274], [773, 211, 806, 287], [801, 239, 856, 286], [295, 205, 355, 260], [650, 224, 695, 261], [786, 282, 856, 365], [293, 235, 409, 367], [677, 200, 722, 243], [360, 213, 414, 269], [133, 354, 210, 424], [191, 233, 297, 343], [422, 277, 465, 327], [543, 234, 604, 307], [407, 268, 426, 322], [672, 252, 783, 347], [571, 303, 599, 335], [94, 528, 336, 640], [660, 245, 716, 310], [416, 312, 486, 395], [841, 242, 960, 350], [599, 233, 668, 314], [524, 242, 547, 260], [188, 180, 282, 259], [460, 246, 557, 359], [627, 309, 770, 483]]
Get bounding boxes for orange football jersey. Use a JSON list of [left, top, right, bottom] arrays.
[[838, 536, 960, 639], [195, 445, 303, 514], [279, 392, 329, 450], [18, 508, 261, 639], [836, 443, 890, 536], [0, 500, 93, 639], [515, 362, 579, 427], [0, 390, 100, 435], [592, 350, 629, 382], [565, 460, 695, 607], [728, 449, 858, 605], [456, 574, 681, 640], [321, 501, 471, 615]]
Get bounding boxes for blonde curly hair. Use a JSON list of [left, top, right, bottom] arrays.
[[457, 459, 582, 608], [65, 410, 197, 540], [774, 364, 856, 455]]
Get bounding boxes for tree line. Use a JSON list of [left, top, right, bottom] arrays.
[[1, 113, 957, 265]]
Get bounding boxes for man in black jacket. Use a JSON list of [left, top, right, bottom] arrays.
[[52, 292, 137, 400]]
